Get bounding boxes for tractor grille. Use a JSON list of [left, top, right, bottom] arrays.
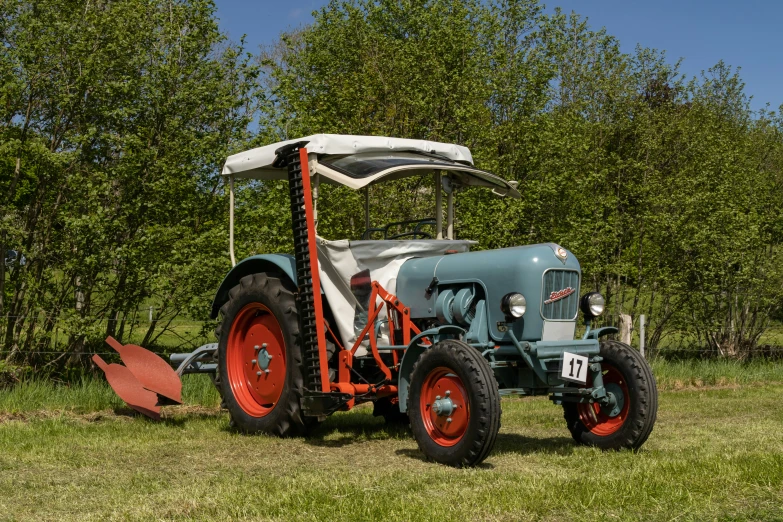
[[541, 269, 580, 320]]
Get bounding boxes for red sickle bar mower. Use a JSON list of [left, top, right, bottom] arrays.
[[95, 135, 657, 467]]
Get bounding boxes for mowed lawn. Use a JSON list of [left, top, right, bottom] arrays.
[[1, 372, 782, 521]]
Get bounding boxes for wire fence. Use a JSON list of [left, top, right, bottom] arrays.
[[0, 308, 208, 323], [0, 308, 216, 363], [627, 325, 783, 360], [3, 310, 783, 361]]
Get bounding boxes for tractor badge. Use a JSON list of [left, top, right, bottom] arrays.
[[544, 287, 575, 304]]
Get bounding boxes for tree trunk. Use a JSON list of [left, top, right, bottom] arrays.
[[0, 231, 5, 315]]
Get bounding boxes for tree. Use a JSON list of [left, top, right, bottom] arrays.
[[261, 0, 783, 357], [3, 0, 781, 371], [0, 0, 258, 370]]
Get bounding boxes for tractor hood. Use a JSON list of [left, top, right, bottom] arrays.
[[396, 243, 582, 342]]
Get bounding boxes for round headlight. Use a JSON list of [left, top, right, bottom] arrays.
[[580, 292, 605, 318], [501, 293, 526, 319]]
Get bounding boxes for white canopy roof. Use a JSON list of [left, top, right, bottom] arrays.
[[222, 134, 473, 178], [221, 134, 520, 198]]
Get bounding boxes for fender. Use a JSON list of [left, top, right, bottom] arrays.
[[584, 326, 619, 340], [397, 325, 465, 413], [210, 254, 297, 318]]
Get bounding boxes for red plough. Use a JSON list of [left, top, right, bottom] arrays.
[[93, 336, 183, 419], [91, 355, 162, 420]]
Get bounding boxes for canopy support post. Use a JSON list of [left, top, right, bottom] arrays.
[[313, 172, 319, 234], [446, 184, 454, 240], [363, 187, 370, 231], [229, 174, 236, 267], [435, 172, 443, 239]]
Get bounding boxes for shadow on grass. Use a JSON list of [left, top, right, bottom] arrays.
[[493, 433, 575, 456], [161, 411, 225, 427], [133, 403, 576, 461], [394, 448, 502, 469], [391, 448, 496, 469], [108, 406, 224, 425], [301, 410, 575, 462], [105, 407, 151, 421], [394, 434, 574, 466], [303, 412, 412, 448]]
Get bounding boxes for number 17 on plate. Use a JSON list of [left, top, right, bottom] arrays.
[[561, 351, 589, 384]]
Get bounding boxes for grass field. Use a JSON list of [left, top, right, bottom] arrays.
[[1, 363, 782, 521]]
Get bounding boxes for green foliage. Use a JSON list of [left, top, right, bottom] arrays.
[[0, 359, 21, 388], [0, 0, 258, 369], [260, 0, 783, 357], [2, 0, 782, 370]]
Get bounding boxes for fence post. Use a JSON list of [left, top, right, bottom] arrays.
[[619, 314, 633, 345], [639, 314, 646, 358]]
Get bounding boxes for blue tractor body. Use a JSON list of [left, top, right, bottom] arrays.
[[192, 135, 657, 467], [396, 243, 582, 343]]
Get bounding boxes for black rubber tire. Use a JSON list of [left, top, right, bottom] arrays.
[[215, 273, 311, 436], [563, 340, 658, 450], [407, 340, 501, 467]]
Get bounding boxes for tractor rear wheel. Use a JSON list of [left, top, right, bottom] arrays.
[[216, 273, 311, 436], [563, 340, 658, 450], [408, 340, 501, 467]]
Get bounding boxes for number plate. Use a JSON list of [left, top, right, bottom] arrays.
[[561, 352, 589, 384]]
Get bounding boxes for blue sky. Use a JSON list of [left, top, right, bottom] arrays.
[[215, 1, 782, 112]]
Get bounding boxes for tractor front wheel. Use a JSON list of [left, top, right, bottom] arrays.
[[563, 340, 658, 450], [216, 273, 311, 436], [408, 340, 501, 467]]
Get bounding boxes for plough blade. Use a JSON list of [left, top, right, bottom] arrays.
[[92, 355, 161, 420], [105, 336, 182, 405]]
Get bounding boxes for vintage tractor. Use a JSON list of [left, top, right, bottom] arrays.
[[98, 135, 657, 467]]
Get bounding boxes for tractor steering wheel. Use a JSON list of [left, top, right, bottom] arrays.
[[386, 230, 433, 240], [362, 218, 436, 240]]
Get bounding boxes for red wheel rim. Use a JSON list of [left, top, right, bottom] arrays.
[[227, 303, 286, 417], [577, 364, 630, 436], [419, 367, 469, 447]]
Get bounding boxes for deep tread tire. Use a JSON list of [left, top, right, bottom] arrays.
[[408, 340, 501, 467], [216, 273, 311, 436], [563, 340, 658, 450]]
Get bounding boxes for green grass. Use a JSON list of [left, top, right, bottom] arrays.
[[1, 365, 783, 520], [651, 358, 783, 389], [0, 374, 220, 415], [4, 359, 780, 415]]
